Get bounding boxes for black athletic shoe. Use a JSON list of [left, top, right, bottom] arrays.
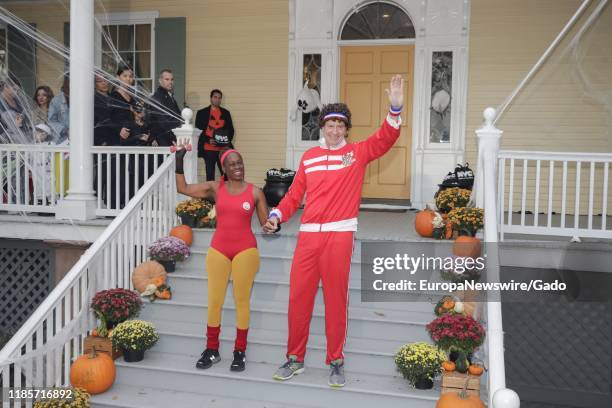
[[230, 350, 246, 372], [196, 348, 220, 369]]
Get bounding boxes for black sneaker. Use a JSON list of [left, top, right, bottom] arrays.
[[196, 348, 220, 369], [230, 350, 246, 372]]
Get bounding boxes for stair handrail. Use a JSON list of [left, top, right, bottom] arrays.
[[472, 108, 520, 408], [0, 155, 177, 392]]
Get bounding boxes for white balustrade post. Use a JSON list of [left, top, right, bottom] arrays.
[[472, 107, 503, 208], [55, 0, 96, 220], [492, 388, 520, 408], [172, 108, 200, 185], [474, 108, 510, 406]]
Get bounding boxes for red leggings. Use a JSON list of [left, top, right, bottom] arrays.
[[286, 231, 354, 364]]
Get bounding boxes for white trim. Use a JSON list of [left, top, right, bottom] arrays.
[[299, 217, 358, 232], [337, 39, 417, 46], [94, 11, 159, 25]]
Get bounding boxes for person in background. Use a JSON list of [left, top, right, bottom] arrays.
[[150, 69, 181, 147], [32, 85, 54, 128], [108, 65, 135, 209], [0, 74, 26, 144], [48, 75, 70, 143], [195, 89, 234, 181], [123, 101, 152, 195], [93, 74, 113, 204]]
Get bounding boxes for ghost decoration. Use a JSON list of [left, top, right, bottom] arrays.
[[290, 80, 323, 121], [431, 88, 451, 119]]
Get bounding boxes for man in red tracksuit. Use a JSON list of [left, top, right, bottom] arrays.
[[264, 75, 404, 388]]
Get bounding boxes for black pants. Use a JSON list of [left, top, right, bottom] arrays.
[[202, 150, 223, 181]]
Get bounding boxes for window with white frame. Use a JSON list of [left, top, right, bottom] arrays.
[[100, 23, 153, 93]]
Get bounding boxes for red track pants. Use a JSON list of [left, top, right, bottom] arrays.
[[286, 231, 354, 364]]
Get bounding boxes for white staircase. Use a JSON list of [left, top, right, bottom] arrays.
[[90, 230, 444, 408]]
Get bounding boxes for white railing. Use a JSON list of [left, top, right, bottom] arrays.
[[0, 144, 171, 216], [473, 108, 520, 408], [91, 146, 172, 216], [0, 155, 177, 407], [498, 151, 612, 240], [0, 144, 70, 214]]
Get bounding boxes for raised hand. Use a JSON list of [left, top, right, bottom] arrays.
[[385, 75, 404, 109]]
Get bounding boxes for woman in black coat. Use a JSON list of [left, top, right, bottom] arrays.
[[108, 65, 136, 209]]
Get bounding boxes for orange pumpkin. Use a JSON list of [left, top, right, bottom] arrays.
[[91, 329, 98, 337], [452, 235, 481, 258], [442, 299, 455, 310], [436, 384, 485, 408], [442, 361, 456, 372], [152, 276, 166, 287], [70, 346, 115, 395], [468, 364, 484, 376], [156, 289, 172, 300], [170, 225, 193, 246], [415, 206, 436, 237], [132, 261, 167, 293]]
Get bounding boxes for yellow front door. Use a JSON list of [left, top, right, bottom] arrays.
[[340, 45, 413, 199]]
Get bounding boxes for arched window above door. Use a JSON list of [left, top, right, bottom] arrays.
[[340, 2, 415, 40]]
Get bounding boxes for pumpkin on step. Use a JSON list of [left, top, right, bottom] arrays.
[[170, 224, 193, 246], [70, 346, 115, 395], [132, 261, 167, 293], [415, 205, 436, 237], [452, 235, 481, 258], [436, 377, 485, 408]]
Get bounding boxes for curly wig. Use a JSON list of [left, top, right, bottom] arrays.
[[319, 103, 352, 129]]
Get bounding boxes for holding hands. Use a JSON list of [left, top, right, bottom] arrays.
[[263, 216, 280, 234]]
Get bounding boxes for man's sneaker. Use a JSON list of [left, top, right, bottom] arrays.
[[272, 356, 304, 380], [196, 348, 220, 369], [328, 359, 346, 388], [230, 350, 246, 372]]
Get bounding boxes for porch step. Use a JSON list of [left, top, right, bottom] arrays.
[[90, 383, 318, 408], [152, 319, 398, 376], [139, 294, 431, 343], [168, 269, 440, 314], [99, 351, 439, 408]]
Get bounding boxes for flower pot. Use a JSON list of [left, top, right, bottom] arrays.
[[179, 214, 197, 228], [122, 348, 145, 362], [414, 377, 434, 390], [158, 260, 176, 272]]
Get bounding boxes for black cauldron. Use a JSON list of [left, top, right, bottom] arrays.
[[263, 168, 296, 207]]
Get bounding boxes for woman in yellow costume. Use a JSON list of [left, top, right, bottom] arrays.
[[174, 144, 270, 371]]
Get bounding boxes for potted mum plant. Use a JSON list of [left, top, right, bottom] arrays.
[[435, 187, 472, 214], [394, 342, 446, 389], [91, 288, 143, 336], [175, 198, 216, 228], [111, 319, 159, 362], [426, 313, 486, 372], [147, 236, 190, 272]]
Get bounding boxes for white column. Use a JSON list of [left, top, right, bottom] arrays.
[[55, 0, 96, 220], [172, 108, 200, 185]]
